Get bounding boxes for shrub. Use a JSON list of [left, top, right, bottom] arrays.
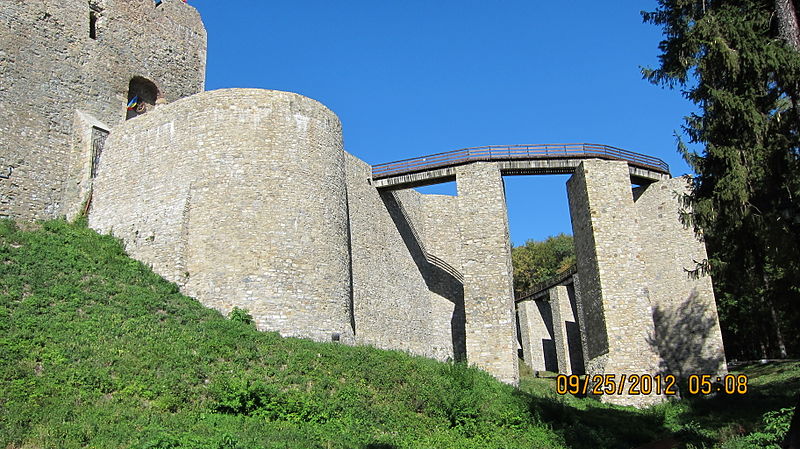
[[228, 307, 253, 326]]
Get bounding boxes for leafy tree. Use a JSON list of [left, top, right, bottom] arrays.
[[511, 234, 575, 296], [643, 0, 800, 360]]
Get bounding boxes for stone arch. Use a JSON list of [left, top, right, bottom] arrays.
[[126, 76, 160, 120]]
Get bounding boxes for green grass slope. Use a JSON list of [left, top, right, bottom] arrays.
[[0, 219, 797, 449], [0, 220, 563, 449]]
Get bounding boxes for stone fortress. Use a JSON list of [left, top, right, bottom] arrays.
[[1, 0, 727, 407]]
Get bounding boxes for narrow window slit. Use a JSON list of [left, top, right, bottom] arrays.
[[89, 11, 98, 39]]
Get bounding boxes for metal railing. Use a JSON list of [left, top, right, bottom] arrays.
[[515, 264, 578, 302], [372, 143, 670, 179]]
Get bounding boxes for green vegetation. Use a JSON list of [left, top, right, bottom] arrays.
[[1, 219, 797, 448], [521, 361, 800, 449], [643, 0, 800, 360], [511, 234, 575, 296], [0, 219, 562, 449], [644, 2, 800, 438]]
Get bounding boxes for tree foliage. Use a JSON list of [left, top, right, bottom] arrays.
[[643, 0, 800, 359], [511, 234, 575, 296]]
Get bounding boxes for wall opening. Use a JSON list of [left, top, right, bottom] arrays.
[[126, 77, 160, 120], [89, 11, 98, 39], [88, 2, 103, 39], [504, 174, 579, 374], [416, 181, 458, 196], [90, 126, 109, 179]]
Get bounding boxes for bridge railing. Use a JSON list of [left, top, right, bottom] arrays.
[[515, 264, 578, 302], [371, 143, 670, 179]]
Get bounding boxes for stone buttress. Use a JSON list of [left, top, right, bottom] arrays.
[[456, 162, 519, 385], [566, 160, 664, 406]]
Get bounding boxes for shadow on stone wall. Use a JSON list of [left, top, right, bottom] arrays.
[[535, 300, 559, 372], [649, 289, 725, 379], [566, 284, 586, 374], [345, 196, 357, 336], [380, 191, 466, 360]]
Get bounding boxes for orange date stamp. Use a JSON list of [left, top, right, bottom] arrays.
[[556, 374, 749, 396]]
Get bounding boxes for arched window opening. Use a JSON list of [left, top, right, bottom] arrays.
[[126, 77, 160, 120]]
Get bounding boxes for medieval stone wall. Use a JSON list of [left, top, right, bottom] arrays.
[[567, 160, 664, 406], [0, 0, 206, 221], [345, 156, 464, 360], [89, 88, 353, 343], [89, 88, 466, 355], [633, 177, 727, 378], [517, 298, 556, 372], [457, 163, 519, 385], [1, 0, 729, 404], [421, 194, 466, 361]]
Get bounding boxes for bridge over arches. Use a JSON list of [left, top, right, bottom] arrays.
[[369, 146, 725, 407], [370, 143, 670, 189]]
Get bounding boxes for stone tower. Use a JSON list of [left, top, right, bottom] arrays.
[[0, 0, 206, 220]]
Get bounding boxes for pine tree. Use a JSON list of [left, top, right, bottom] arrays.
[[643, 0, 800, 359], [644, 4, 800, 443]]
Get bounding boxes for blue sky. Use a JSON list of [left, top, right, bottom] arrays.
[[189, 0, 694, 246]]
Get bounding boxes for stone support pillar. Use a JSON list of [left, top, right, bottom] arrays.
[[456, 162, 519, 385], [633, 177, 727, 378], [549, 285, 573, 374], [517, 299, 554, 372], [566, 159, 663, 407]]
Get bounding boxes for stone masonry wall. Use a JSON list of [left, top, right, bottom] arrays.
[[345, 155, 463, 360], [633, 177, 727, 378], [89, 89, 353, 343], [566, 160, 663, 406], [517, 298, 556, 372], [457, 162, 519, 385], [421, 194, 465, 361], [549, 285, 574, 374], [1, 0, 206, 221]]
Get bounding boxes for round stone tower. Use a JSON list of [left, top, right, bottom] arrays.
[[89, 88, 353, 343]]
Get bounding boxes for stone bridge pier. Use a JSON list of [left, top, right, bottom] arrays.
[[456, 162, 519, 385], [567, 160, 665, 406], [454, 159, 726, 406]]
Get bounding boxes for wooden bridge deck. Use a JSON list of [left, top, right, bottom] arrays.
[[370, 143, 671, 189]]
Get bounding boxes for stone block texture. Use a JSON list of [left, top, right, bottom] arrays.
[[633, 177, 726, 379], [1, 0, 206, 221], [549, 285, 577, 374], [3, 1, 727, 396], [517, 298, 556, 372], [345, 155, 464, 360], [456, 162, 519, 385], [567, 160, 663, 406], [89, 89, 353, 343]]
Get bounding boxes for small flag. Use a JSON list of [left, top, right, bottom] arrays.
[[127, 96, 139, 111], [154, 0, 162, 5]]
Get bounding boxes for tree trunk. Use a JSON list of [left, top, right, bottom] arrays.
[[783, 393, 800, 449], [776, 0, 800, 130], [769, 300, 789, 358], [776, 0, 800, 50]]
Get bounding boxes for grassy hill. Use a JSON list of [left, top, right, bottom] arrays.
[[0, 219, 797, 449]]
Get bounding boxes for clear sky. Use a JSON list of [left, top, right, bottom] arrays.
[[188, 0, 694, 246]]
